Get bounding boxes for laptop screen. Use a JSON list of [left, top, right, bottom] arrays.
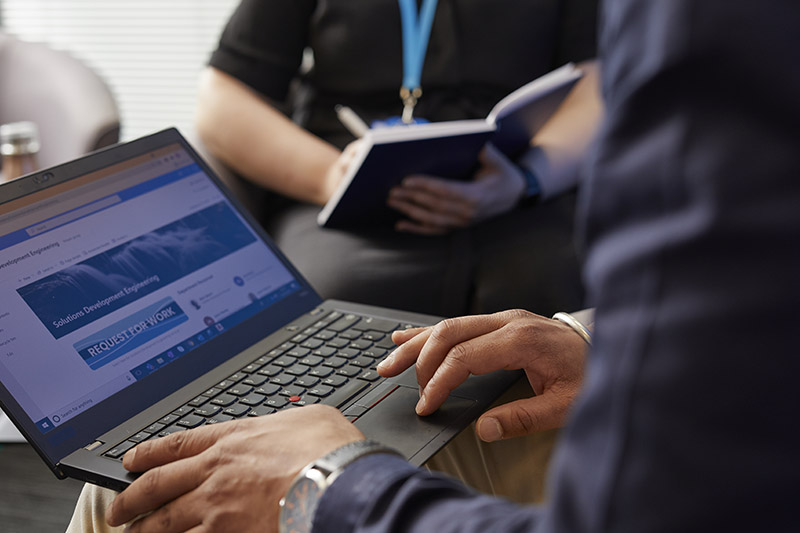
[[0, 132, 320, 461]]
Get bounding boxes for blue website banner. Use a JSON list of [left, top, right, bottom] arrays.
[[73, 298, 188, 370], [17, 202, 256, 339]]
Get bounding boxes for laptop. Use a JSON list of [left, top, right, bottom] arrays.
[[0, 128, 518, 492]]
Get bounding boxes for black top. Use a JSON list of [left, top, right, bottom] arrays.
[[210, 0, 597, 148]]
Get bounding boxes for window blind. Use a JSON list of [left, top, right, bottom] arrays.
[[0, 0, 239, 141]]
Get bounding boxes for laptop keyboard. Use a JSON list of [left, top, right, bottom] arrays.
[[103, 310, 413, 460]]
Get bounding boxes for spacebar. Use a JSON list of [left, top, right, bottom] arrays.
[[324, 381, 371, 409]]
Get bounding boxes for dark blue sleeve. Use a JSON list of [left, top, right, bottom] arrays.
[[312, 454, 545, 533]]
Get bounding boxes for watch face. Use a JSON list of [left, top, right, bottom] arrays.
[[280, 476, 323, 533]]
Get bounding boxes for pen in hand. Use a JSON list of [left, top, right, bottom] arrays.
[[335, 105, 369, 138]]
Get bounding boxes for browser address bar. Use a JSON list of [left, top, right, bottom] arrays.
[[25, 194, 122, 237]]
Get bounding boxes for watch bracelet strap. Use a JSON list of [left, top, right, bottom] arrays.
[[315, 439, 403, 486]]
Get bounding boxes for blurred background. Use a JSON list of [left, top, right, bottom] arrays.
[[1, 2, 238, 531], [1, 0, 238, 141]]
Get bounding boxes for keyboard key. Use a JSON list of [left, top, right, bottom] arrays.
[[188, 395, 208, 407], [177, 415, 206, 429], [202, 387, 222, 398], [257, 365, 282, 377], [159, 425, 186, 438], [144, 422, 165, 434], [292, 397, 320, 406], [338, 329, 361, 340], [105, 440, 137, 459], [194, 405, 222, 418], [206, 414, 234, 424], [327, 314, 360, 332], [363, 348, 388, 359], [324, 380, 370, 408], [307, 385, 334, 397], [351, 356, 374, 368], [211, 394, 238, 407], [227, 384, 254, 397], [299, 355, 324, 367], [361, 330, 386, 341], [247, 406, 277, 417], [224, 404, 251, 417], [241, 363, 262, 374], [375, 337, 397, 349], [336, 365, 361, 378], [309, 366, 334, 378], [313, 330, 336, 340], [243, 374, 269, 387], [272, 356, 296, 368], [326, 338, 350, 348], [171, 406, 194, 417], [349, 339, 373, 350], [311, 346, 336, 357], [322, 375, 348, 388], [357, 370, 382, 382], [352, 317, 400, 332], [300, 338, 324, 349], [270, 374, 296, 386], [279, 385, 306, 398], [159, 414, 179, 425], [336, 348, 360, 359], [295, 376, 320, 388], [285, 364, 311, 376], [255, 383, 281, 396], [323, 357, 347, 368], [240, 393, 266, 406], [129, 431, 151, 443], [266, 396, 289, 409], [286, 347, 311, 358]]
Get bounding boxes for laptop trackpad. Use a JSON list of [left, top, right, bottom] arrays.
[[354, 385, 476, 463]]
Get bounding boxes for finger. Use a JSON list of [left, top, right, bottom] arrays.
[[414, 312, 517, 394], [122, 422, 233, 472], [378, 327, 433, 377], [391, 326, 429, 346], [123, 489, 203, 533], [108, 453, 208, 527], [401, 175, 471, 200], [389, 186, 474, 223], [388, 197, 468, 230], [416, 322, 531, 415], [475, 392, 573, 441]]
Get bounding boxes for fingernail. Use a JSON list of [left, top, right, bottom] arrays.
[[122, 445, 136, 466], [376, 351, 395, 371], [415, 392, 427, 414], [478, 417, 503, 442]]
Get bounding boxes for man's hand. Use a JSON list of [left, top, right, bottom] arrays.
[[378, 310, 587, 441], [107, 405, 364, 532], [386, 143, 526, 235]]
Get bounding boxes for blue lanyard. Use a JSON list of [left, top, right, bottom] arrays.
[[398, 0, 438, 122]]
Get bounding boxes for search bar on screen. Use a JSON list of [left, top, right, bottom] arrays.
[[25, 194, 122, 237]]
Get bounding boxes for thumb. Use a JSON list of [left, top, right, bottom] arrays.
[[475, 395, 568, 442]]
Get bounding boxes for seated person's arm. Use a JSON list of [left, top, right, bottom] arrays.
[[387, 60, 603, 235], [195, 67, 346, 206]]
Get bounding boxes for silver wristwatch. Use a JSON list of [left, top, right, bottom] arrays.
[[278, 440, 400, 533]]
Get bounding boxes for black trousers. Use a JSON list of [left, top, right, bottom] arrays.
[[262, 193, 584, 318]]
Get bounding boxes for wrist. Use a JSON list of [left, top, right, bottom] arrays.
[[279, 440, 402, 533], [515, 163, 541, 205]]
